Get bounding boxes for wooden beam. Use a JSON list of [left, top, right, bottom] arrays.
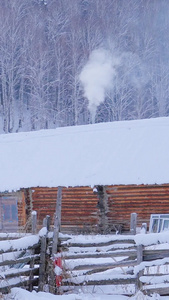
[[63, 238, 135, 248], [52, 186, 62, 256], [31, 211, 37, 234], [4, 267, 39, 279], [49, 187, 63, 294], [63, 249, 137, 260], [69, 260, 137, 271], [145, 286, 169, 296], [38, 235, 47, 291], [136, 244, 143, 291], [38, 215, 50, 292], [0, 254, 40, 267], [63, 277, 136, 286]]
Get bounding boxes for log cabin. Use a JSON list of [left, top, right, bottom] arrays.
[[0, 117, 169, 233]]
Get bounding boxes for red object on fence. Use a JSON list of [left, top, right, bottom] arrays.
[[54, 256, 62, 287]]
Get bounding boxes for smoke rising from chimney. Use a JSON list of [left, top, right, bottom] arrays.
[[80, 49, 119, 123]]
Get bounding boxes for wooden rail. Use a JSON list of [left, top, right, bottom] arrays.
[[59, 235, 169, 296], [1, 230, 169, 296], [1, 208, 169, 297], [0, 235, 40, 293], [0, 212, 51, 294]]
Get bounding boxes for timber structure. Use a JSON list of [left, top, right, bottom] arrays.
[[20, 183, 169, 233], [0, 117, 169, 233]]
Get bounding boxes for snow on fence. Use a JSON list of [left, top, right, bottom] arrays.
[[135, 245, 169, 295], [0, 211, 50, 294], [0, 234, 40, 293], [1, 210, 169, 296], [59, 232, 169, 296]]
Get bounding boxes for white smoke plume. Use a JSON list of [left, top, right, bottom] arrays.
[[80, 48, 119, 123]]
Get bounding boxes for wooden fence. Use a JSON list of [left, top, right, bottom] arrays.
[[1, 226, 169, 296], [0, 212, 50, 294], [136, 245, 169, 295], [0, 204, 169, 296], [0, 234, 40, 293], [59, 235, 169, 296]]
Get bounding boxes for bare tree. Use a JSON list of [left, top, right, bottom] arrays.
[[0, 0, 27, 132], [0, 0, 169, 133]]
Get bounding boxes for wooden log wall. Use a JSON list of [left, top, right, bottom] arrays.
[[30, 187, 99, 232], [106, 184, 169, 231], [25, 184, 169, 233]]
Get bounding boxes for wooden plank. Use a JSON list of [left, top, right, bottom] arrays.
[[140, 274, 169, 283], [63, 277, 136, 286], [0, 234, 31, 241], [83, 261, 137, 275], [0, 254, 40, 267], [3, 267, 39, 279], [63, 239, 135, 248], [145, 286, 169, 296], [68, 260, 138, 271], [0, 278, 38, 294], [62, 250, 137, 260], [0, 242, 40, 255], [106, 183, 169, 193], [143, 249, 169, 261]]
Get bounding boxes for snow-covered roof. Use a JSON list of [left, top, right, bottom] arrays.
[[0, 117, 169, 192]]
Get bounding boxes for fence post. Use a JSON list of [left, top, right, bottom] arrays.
[[29, 248, 35, 291], [49, 186, 62, 294], [130, 213, 137, 235], [38, 235, 47, 291], [31, 211, 37, 234], [43, 215, 51, 231], [38, 215, 51, 291], [136, 244, 143, 292], [52, 186, 62, 256], [29, 211, 37, 291], [141, 223, 147, 234]]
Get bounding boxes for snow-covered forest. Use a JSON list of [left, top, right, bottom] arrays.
[[0, 0, 169, 133]]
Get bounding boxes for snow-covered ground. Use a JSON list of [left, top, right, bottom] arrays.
[[3, 288, 169, 300]]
